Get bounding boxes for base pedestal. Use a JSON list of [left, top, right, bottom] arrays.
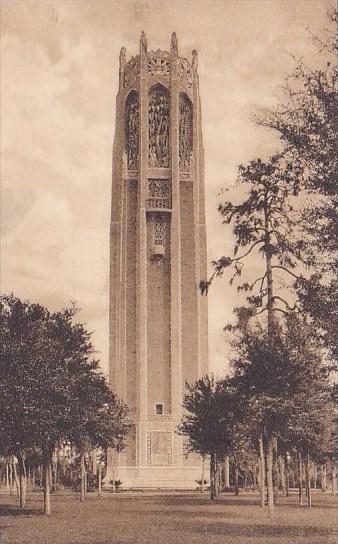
[[105, 464, 206, 489]]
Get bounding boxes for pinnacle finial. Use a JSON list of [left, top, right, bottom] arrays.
[[140, 31, 147, 54], [171, 32, 178, 56], [119, 47, 126, 69], [192, 49, 198, 71], [119, 47, 126, 88]]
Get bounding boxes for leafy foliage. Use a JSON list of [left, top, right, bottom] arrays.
[[178, 375, 239, 458], [0, 293, 129, 459]]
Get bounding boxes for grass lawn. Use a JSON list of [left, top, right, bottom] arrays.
[[0, 490, 337, 544]]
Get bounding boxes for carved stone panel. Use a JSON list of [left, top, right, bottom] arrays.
[[146, 179, 171, 210], [147, 50, 170, 76], [154, 218, 166, 247], [148, 85, 170, 168], [178, 57, 193, 89], [147, 431, 172, 465], [124, 55, 140, 87], [179, 94, 193, 171], [125, 91, 139, 170]]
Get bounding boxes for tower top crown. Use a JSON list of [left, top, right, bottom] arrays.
[[119, 34, 196, 92]]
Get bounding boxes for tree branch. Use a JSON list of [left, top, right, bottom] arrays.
[[272, 296, 295, 311], [273, 307, 290, 316], [271, 265, 301, 280], [254, 306, 268, 316], [232, 240, 264, 263]]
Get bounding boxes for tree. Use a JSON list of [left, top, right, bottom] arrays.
[[0, 294, 58, 510], [178, 375, 239, 500], [201, 153, 304, 516], [68, 365, 128, 502], [256, 10, 337, 357], [0, 294, 129, 514], [281, 314, 335, 507], [229, 313, 334, 510]]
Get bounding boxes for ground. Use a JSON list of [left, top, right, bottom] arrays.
[[0, 490, 337, 544]]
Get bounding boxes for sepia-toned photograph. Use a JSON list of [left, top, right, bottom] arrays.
[[0, 0, 337, 542]]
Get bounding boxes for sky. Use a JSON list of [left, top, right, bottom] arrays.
[[0, 0, 332, 376]]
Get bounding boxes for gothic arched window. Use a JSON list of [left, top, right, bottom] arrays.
[[148, 85, 170, 168], [179, 93, 193, 171], [125, 91, 139, 170]]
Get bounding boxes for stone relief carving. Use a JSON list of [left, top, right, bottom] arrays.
[[147, 50, 170, 76], [124, 55, 140, 87], [147, 431, 172, 465], [178, 58, 193, 89], [125, 91, 139, 170], [146, 179, 171, 209], [179, 94, 193, 171], [148, 86, 170, 168]]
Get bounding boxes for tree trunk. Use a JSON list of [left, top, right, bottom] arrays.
[[264, 203, 274, 338], [92, 450, 97, 478], [331, 463, 337, 496], [12, 458, 20, 499], [9, 461, 13, 495], [80, 453, 86, 502], [200, 456, 205, 492], [98, 463, 102, 497], [278, 456, 286, 495], [321, 465, 327, 491], [224, 455, 230, 490], [264, 197, 276, 521], [305, 452, 311, 507], [216, 461, 222, 495], [298, 451, 303, 506], [234, 460, 239, 496], [259, 434, 265, 508], [17, 453, 27, 508], [43, 457, 51, 515], [111, 466, 116, 493], [49, 465, 53, 494], [5, 462, 10, 492], [209, 453, 216, 500], [266, 434, 274, 517], [31, 467, 36, 490], [313, 463, 317, 490], [285, 454, 290, 497]]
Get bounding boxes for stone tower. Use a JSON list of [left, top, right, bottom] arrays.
[[109, 32, 208, 488]]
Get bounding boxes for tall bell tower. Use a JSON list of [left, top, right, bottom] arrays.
[[109, 32, 208, 487]]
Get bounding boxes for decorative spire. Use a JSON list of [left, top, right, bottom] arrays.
[[170, 32, 178, 56], [192, 49, 198, 71], [140, 31, 147, 55], [119, 47, 126, 70], [119, 47, 126, 88]]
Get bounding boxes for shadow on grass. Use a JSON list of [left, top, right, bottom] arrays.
[[180, 519, 337, 539], [0, 504, 42, 517], [125, 495, 261, 508], [279, 502, 337, 510]]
